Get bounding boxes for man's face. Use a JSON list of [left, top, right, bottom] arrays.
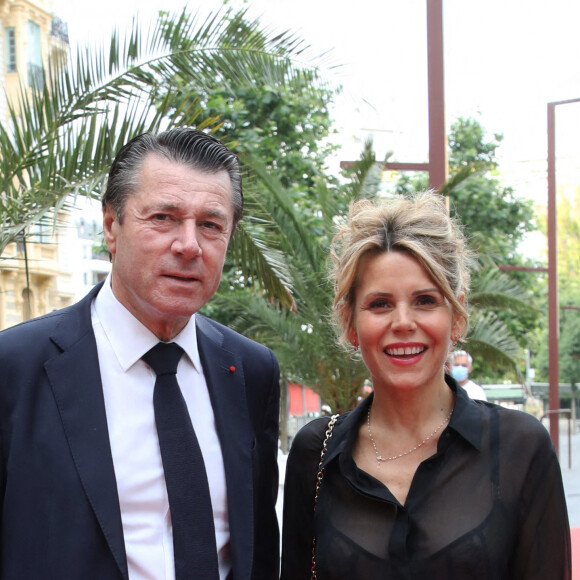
[[103, 153, 234, 340], [453, 354, 471, 375]]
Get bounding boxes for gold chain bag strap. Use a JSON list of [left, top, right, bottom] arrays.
[[311, 414, 339, 580]]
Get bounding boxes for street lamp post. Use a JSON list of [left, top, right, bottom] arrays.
[[547, 97, 580, 456]]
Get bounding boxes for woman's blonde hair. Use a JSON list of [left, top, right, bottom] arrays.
[[330, 191, 472, 348]]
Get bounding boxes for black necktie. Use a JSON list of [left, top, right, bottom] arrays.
[[142, 342, 219, 580]]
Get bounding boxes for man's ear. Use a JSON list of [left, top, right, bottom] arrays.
[[102, 205, 118, 257]]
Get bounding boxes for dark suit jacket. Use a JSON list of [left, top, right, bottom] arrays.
[[0, 283, 280, 579]]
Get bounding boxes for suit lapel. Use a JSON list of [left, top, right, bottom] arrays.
[[44, 286, 129, 580], [196, 317, 254, 580], [43, 296, 255, 580]]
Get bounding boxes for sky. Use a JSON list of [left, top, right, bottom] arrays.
[[53, 0, 580, 242]]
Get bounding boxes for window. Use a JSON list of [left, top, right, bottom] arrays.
[[5, 27, 16, 73], [29, 217, 51, 243], [50, 16, 69, 45], [26, 20, 43, 89]]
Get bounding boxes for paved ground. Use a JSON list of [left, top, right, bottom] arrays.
[[558, 427, 580, 579], [559, 428, 580, 527], [277, 421, 580, 576]]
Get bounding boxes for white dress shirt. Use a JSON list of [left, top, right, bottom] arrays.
[[91, 276, 231, 579], [462, 379, 488, 401]]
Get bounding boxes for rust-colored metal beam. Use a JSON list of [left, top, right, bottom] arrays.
[[340, 1, 447, 193], [498, 265, 549, 273], [426, 0, 448, 193], [546, 97, 580, 456], [547, 101, 559, 455], [339, 161, 430, 171]]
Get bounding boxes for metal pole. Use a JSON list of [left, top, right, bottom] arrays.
[[426, 0, 448, 194], [547, 97, 580, 456], [342, 0, 448, 195], [547, 102, 560, 455]]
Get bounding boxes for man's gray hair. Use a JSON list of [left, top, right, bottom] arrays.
[[450, 350, 473, 365]]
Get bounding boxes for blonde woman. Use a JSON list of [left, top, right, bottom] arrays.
[[281, 191, 570, 579]]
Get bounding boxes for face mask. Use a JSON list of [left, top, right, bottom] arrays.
[[451, 365, 469, 382]]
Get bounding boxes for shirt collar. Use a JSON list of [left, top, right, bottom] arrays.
[[446, 375, 483, 451], [323, 375, 483, 466], [93, 274, 201, 373]]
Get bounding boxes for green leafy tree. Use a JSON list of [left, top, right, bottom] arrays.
[[210, 141, 381, 416], [395, 117, 542, 380], [535, 304, 580, 396], [550, 187, 580, 298], [157, 8, 340, 222], [535, 186, 580, 384], [211, 137, 533, 414], [0, 7, 332, 309], [559, 309, 580, 386], [153, 8, 344, 318], [448, 119, 544, 377], [396, 117, 536, 260]]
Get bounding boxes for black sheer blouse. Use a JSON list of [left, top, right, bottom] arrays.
[[281, 378, 571, 579]]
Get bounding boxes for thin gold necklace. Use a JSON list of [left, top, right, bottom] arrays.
[[367, 406, 452, 466]]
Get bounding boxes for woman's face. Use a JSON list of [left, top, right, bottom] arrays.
[[349, 251, 461, 394]]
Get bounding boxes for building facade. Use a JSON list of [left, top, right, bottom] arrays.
[[0, 197, 111, 330], [1, 0, 69, 122], [0, 0, 101, 330]]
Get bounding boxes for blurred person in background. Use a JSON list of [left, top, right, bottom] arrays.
[[449, 349, 487, 401]]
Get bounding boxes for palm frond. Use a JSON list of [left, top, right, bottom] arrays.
[[0, 7, 338, 255], [241, 153, 321, 270], [465, 311, 522, 369], [226, 219, 294, 308], [439, 161, 489, 198], [340, 138, 379, 202], [470, 266, 538, 315]]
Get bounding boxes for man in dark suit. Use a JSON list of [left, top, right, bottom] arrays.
[[0, 128, 280, 579]]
